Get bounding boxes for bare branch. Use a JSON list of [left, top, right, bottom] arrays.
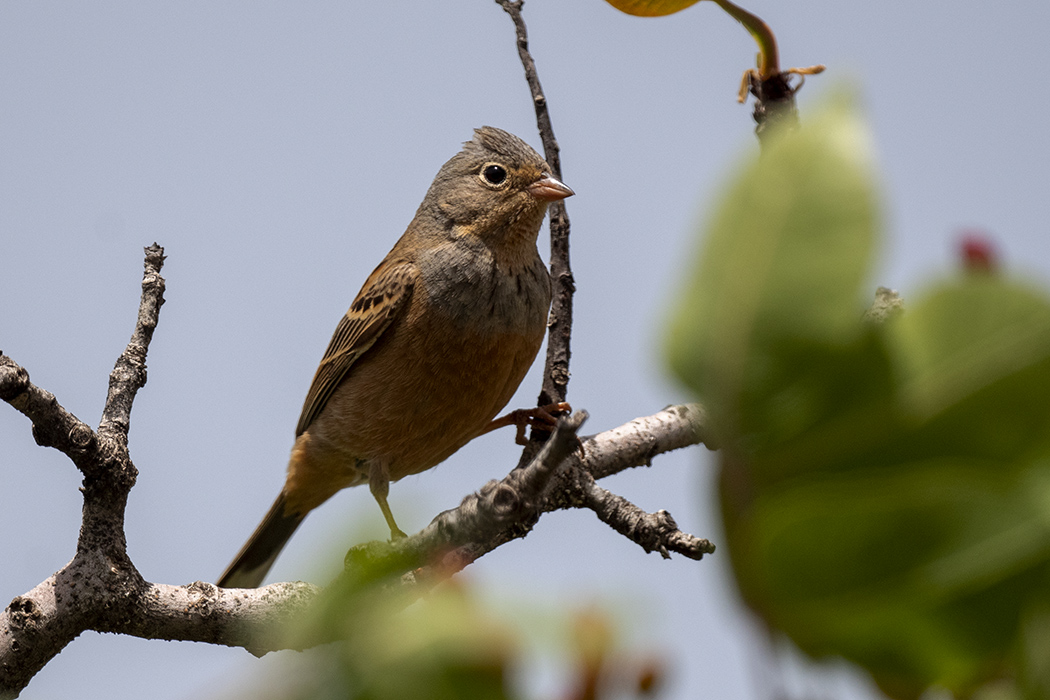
[[580, 475, 714, 560], [497, 0, 575, 411], [1, 573, 319, 694], [1, 245, 167, 697], [1, 578, 78, 699], [579, 403, 716, 481], [344, 404, 713, 579], [108, 581, 320, 657], [488, 3, 714, 569], [5, 330, 708, 700], [0, 354, 97, 472], [98, 243, 166, 443], [0, 244, 165, 484], [346, 410, 590, 576]]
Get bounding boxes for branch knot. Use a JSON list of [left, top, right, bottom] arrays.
[[0, 357, 29, 401], [488, 482, 521, 516], [6, 597, 42, 633], [68, 424, 96, 452]]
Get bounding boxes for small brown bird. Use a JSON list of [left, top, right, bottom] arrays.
[[218, 127, 573, 588]]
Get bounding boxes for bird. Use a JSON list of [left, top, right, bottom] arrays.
[[217, 126, 574, 588]]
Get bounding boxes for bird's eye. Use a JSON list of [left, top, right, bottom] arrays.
[[481, 164, 508, 186]]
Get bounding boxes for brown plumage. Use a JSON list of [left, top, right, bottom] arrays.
[[217, 127, 573, 588]]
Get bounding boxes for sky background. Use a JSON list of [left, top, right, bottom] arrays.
[[2, 2, 1049, 699]]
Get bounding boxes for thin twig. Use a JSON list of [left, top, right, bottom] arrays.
[[747, 71, 801, 142], [0, 355, 97, 472], [497, 0, 575, 412], [98, 243, 166, 443], [580, 475, 714, 560]]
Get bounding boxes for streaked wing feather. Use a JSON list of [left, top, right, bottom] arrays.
[[294, 261, 416, 437]]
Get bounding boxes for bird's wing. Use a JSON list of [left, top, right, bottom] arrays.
[[294, 260, 417, 437]]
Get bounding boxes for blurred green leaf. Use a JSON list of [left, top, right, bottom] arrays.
[[667, 90, 1050, 698], [279, 560, 515, 700], [890, 275, 1050, 458], [723, 456, 1050, 697], [238, 554, 658, 700], [667, 91, 880, 448]]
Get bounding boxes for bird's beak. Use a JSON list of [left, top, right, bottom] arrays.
[[528, 174, 574, 202]]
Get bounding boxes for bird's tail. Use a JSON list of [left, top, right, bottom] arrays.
[[217, 492, 304, 589]]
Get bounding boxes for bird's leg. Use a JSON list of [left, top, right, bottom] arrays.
[[369, 461, 407, 540], [483, 401, 572, 446]]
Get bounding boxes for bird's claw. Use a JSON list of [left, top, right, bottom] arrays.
[[485, 401, 573, 445]]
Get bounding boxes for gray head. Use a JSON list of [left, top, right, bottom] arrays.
[[417, 127, 573, 239]]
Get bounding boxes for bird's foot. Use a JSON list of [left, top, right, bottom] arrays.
[[485, 401, 572, 446]]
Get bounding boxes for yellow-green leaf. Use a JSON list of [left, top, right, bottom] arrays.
[[604, 0, 703, 17]]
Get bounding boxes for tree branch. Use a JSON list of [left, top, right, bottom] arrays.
[[345, 410, 592, 578], [578, 403, 716, 480], [579, 475, 713, 560], [4, 310, 709, 691], [497, 0, 575, 411], [0, 243, 165, 484], [0, 245, 167, 698], [343, 404, 714, 585], [0, 356, 97, 474], [104, 581, 320, 656], [98, 243, 166, 443]]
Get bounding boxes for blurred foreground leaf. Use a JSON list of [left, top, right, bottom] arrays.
[[235, 558, 662, 700], [666, 91, 881, 452], [276, 563, 515, 700], [667, 91, 1050, 699]]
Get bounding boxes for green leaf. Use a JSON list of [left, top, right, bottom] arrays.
[[890, 275, 1050, 458], [666, 91, 881, 446], [666, 89, 1050, 698], [723, 456, 1050, 697], [716, 273, 1050, 696]]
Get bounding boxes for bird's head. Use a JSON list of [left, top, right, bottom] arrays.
[[422, 126, 574, 243]]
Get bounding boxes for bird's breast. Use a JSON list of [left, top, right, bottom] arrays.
[[416, 238, 552, 336]]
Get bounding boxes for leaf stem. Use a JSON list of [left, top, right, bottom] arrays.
[[708, 0, 779, 77]]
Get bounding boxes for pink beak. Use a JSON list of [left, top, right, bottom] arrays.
[[528, 174, 574, 202]]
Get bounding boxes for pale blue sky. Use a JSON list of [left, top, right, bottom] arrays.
[[2, 2, 1048, 699]]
